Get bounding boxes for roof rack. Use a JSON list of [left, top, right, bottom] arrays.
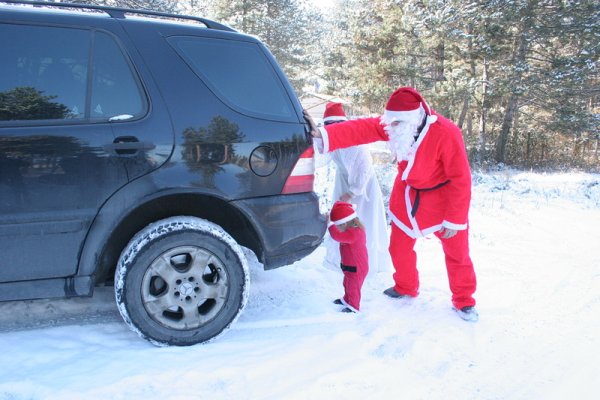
[[1, 0, 235, 32]]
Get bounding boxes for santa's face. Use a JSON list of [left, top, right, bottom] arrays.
[[386, 120, 418, 136], [384, 120, 418, 161]]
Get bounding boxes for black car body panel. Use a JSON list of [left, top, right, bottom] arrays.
[[0, 2, 326, 303]]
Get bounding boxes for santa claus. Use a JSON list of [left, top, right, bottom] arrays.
[[307, 87, 478, 322]]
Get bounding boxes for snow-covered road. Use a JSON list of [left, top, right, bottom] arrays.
[[1, 168, 599, 400]]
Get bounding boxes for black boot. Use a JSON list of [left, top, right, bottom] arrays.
[[383, 286, 408, 298], [454, 306, 479, 322]]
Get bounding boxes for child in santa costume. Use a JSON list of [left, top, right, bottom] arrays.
[[308, 87, 478, 322], [328, 201, 369, 313], [319, 102, 392, 274]]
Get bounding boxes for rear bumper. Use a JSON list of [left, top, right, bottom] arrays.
[[232, 192, 326, 269]]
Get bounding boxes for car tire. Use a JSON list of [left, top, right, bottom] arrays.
[[115, 216, 249, 346]]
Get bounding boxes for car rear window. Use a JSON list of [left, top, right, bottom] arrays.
[[168, 36, 295, 122]]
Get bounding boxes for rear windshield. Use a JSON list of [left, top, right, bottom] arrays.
[[168, 36, 295, 122]]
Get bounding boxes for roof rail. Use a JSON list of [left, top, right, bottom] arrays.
[[0, 0, 236, 32]]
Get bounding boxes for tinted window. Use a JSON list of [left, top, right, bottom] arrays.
[[0, 23, 89, 121], [91, 32, 144, 120], [0, 23, 145, 123], [168, 37, 294, 121]]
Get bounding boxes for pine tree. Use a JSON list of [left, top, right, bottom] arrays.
[[322, 0, 599, 169]]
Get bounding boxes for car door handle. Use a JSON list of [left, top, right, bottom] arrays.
[[105, 136, 155, 155]]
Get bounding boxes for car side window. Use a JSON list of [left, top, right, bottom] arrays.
[[0, 23, 89, 121], [0, 23, 145, 124], [168, 36, 295, 122], [91, 32, 145, 120]]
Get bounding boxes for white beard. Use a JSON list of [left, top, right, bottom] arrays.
[[385, 123, 418, 161]]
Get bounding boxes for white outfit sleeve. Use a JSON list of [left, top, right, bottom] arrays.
[[313, 138, 331, 169], [313, 137, 324, 153], [318, 127, 330, 153], [337, 145, 374, 199]]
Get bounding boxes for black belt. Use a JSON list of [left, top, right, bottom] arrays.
[[340, 264, 357, 273], [410, 180, 450, 217]]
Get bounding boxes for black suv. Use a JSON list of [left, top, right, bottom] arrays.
[[0, 0, 325, 346]]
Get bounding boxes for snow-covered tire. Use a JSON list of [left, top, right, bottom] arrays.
[[115, 216, 249, 346]]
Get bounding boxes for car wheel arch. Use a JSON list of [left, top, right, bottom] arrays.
[[78, 190, 264, 286]]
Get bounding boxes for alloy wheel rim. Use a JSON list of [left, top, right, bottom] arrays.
[[141, 245, 229, 330]]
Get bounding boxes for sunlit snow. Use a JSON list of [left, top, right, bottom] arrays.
[[0, 157, 598, 400]]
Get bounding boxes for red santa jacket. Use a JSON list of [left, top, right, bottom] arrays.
[[328, 224, 369, 270], [320, 112, 472, 238]]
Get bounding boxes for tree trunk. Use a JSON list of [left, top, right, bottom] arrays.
[[495, 9, 530, 163], [435, 41, 445, 81], [512, 100, 522, 162], [477, 57, 489, 164], [458, 23, 475, 158], [467, 114, 473, 145], [573, 135, 581, 160], [496, 94, 519, 163], [526, 131, 531, 163], [458, 95, 469, 129]]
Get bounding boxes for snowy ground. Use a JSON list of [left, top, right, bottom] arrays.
[[1, 162, 599, 400]]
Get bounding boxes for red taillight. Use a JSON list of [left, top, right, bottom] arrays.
[[282, 147, 315, 194]]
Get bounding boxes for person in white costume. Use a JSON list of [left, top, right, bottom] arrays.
[[318, 102, 392, 273]]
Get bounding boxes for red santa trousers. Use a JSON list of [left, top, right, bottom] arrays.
[[389, 224, 477, 309], [340, 263, 368, 311], [329, 225, 369, 311]]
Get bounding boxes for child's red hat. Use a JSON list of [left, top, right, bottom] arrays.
[[330, 201, 357, 225]]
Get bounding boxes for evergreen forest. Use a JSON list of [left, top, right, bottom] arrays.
[[59, 0, 600, 170]]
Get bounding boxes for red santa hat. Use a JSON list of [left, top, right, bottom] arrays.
[[330, 201, 357, 225], [382, 87, 430, 125], [323, 102, 348, 123]]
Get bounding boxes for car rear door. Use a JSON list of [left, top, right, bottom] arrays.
[[0, 21, 149, 282]]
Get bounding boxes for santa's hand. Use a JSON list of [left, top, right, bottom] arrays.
[[303, 110, 321, 138], [439, 227, 458, 239]]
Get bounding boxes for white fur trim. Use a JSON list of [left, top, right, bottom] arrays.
[[388, 211, 445, 239], [388, 210, 417, 239], [382, 104, 425, 125], [427, 114, 438, 124], [319, 126, 330, 153], [340, 297, 359, 313], [442, 220, 468, 230], [404, 185, 423, 237], [333, 212, 357, 225], [323, 116, 347, 123], [421, 224, 444, 237], [400, 115, 436, 181]]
